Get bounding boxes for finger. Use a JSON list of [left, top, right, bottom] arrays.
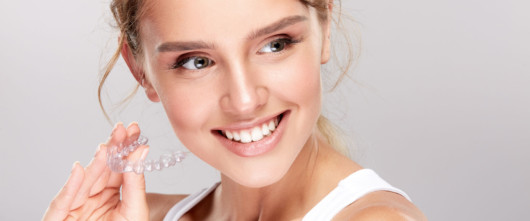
[[86, 189, 121, 221], [89, 145, 112, 196], [71, 123, 127, 210], [120, 145, 149, 219], [76, 185, 120, 221], [69, 144, 109, 210], [106, 169, 124, 189], [42, 162, 85, 221], [106, 122, 127, 149], [91, 121, 140, 194], [105, 122, 141, 188], [125, 121, 141, 145]]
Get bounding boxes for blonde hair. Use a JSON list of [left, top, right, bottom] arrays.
[[99, 0, 355, 156]]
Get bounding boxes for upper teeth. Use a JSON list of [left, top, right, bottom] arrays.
[[223, 117, 279, 143]]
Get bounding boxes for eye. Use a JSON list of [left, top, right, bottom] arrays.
[[174, 56, 213, 70], [259, 38, 293, 53]]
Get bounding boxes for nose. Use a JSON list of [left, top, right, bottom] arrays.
[[219, 64, 268, 116]]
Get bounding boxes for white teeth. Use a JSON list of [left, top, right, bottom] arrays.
[[221, 115, 281, 143], [240, 130, 252, 143], [225, 131, 233, 140], [268, 121, 276, 131], [251, 127, 264, 142], [233, 132, 241, 141], [261, 124, 270, 136]]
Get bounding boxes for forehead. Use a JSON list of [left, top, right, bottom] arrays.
[[140, 0, 311, 46]]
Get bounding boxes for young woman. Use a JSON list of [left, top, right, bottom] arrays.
[[43, 0, 427, 220]]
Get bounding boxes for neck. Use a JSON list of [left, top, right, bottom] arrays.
[[213, 132, 361, 220]]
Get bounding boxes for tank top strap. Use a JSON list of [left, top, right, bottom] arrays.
[[302, 169, 411, 221]]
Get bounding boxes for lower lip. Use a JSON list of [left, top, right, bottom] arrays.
[[214, 111, 289, 157]]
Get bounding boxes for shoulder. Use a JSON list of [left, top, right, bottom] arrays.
[[333, 191, 428, 221], [146, 193, 189, 221]]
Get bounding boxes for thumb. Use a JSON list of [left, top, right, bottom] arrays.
[[120, 146, 149, 219]]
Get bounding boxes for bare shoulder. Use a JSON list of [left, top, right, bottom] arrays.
[[333, 191, 428, 221], [146, 193, 189, 221]]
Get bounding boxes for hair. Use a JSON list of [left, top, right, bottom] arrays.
[[99, 0, 354, 156]]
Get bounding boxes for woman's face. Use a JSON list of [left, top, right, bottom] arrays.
[[137, 0, 330, 187]]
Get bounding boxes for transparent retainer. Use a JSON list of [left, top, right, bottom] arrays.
[[106, 135, 188, 174]]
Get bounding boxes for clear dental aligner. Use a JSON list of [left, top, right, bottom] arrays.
[[106, 135, 188, 174]]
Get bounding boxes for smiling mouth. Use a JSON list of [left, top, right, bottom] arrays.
[[215, 112, 285, 144]]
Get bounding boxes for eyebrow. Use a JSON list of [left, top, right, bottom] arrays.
[[247, 15, 307, 40], [156, 15, 308, 53], [157, 41, 213, 53]]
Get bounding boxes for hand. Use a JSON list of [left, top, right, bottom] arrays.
[[43, 122, 150, 221]]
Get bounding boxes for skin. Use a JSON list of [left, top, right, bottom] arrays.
[[137, 0, 327, 189], [42, 122, 150, 220], [43, 0, 427, 220]]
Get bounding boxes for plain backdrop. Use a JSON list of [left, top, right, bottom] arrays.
[[1, 0, 529, 220]]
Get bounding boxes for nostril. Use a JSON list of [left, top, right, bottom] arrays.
[[219, 83, 268, 115]]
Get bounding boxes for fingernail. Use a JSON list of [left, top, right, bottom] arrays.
[[95, 144, 104, 156], [71, 161, 80, 172], [115, 122, 123, 129], [129, 121, 139, 127], [111, 122, 123, 136]]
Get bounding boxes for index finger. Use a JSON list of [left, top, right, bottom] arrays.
[[42, 162, 84, 221]]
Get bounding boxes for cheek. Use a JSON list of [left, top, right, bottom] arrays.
[[270, 46, 322, 112], [155, 80, 216, 143], [159, 87, 224, 165]]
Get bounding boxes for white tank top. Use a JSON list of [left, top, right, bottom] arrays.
[[163, 169, 411, 221]]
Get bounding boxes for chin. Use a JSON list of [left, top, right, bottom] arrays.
[[223, 115, 318, 189], [229, 166, 288, 188], [226, 148, 308, 189]]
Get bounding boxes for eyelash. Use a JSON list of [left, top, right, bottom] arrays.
[[171, 55, 212, 70], [170, 36, 301, 70], [258, 36, 301, 54]]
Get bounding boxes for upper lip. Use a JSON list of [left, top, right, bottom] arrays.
[[211, 110, 287, 131]]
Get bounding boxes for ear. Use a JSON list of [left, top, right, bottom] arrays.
[[120, 41, 160, 102], [321, 1, 333, 64]]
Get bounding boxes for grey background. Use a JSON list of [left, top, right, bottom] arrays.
[[1, 0, 528, 220]]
